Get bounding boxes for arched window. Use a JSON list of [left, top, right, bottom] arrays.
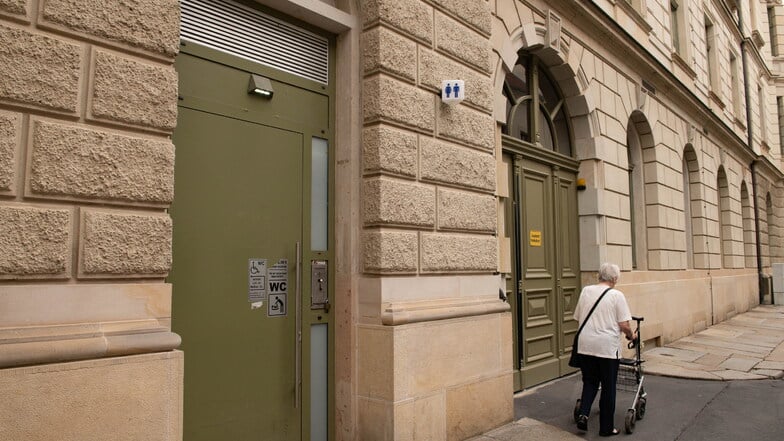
[[627, 112, 652, 270], [717, 167, 731, 268], [502, 55, 573, 156], [741, 182, 754, 268], [682, 146, 700, 269], [766, 193, 774, 268]]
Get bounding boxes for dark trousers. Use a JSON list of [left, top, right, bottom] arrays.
[[578, 354, 620, 434]]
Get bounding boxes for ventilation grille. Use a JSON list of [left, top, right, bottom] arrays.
[[181, 0, 329, 84]]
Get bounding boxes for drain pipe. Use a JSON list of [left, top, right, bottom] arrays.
[[751, 160, 766, 304], [737, 4, 766, 304]]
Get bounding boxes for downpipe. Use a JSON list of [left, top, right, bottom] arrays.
[[738, 3, 767, 305]]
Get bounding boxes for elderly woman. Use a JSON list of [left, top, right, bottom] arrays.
[[573, 262, 636, 437]]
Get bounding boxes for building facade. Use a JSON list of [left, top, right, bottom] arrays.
[[0, 0, 782, 441]]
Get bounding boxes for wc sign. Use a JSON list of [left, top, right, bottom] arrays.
[[267, 259, 288, 317], [441, 80, 465, 105]]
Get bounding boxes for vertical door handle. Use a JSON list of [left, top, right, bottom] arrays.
[[295, 242, 302, 409]]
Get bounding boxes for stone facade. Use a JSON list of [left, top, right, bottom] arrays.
[[358, 1, 508, 439], [2, 1, 784, 441], [0, 1, 180, 440]]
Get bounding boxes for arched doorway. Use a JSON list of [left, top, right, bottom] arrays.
[[502, 53, 581, 390]]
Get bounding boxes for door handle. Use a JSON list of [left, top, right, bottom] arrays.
[[295, 241, 302, 409]]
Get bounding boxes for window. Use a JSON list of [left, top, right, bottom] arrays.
[[682, 149, 695, 269], [741, 182, 754, 268], [717, 167, 731, 268], [759, 83, 768, 145], [768, 7, 779, 56], [626, 115, 650, 270], [765, 193, 774, 268], [671, 1, 681, 53], [705, 16, 720, 93], [778, 96, 784, 156], [624, 0, 644, 13], [502, 55, 573, 157], [730, 52, 741, 116]]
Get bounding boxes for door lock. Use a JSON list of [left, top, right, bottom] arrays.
[[311, 260, 329, 310]]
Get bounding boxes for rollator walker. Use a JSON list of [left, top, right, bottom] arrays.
[[573, 316, 647, 434]]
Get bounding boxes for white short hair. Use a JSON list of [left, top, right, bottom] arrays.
[[598, 262, 620, 282]]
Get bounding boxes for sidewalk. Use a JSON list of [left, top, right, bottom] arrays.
[[468, 305, 784, 441], [643, 305, 784, 380]]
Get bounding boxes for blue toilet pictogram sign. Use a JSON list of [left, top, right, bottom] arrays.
[[441, 80, 465, 104]]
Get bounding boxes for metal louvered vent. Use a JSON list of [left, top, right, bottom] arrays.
[[181, 0, 329, 84]]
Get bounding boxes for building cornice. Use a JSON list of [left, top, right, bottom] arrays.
[[547, 0, 781, 178]]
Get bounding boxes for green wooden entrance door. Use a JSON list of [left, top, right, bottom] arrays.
[[170, 44, 332, 441], [506, 146, 580, 391]]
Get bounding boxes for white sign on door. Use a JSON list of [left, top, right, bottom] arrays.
[[267, 259, 288, 317], [248, 258, 267, 308]]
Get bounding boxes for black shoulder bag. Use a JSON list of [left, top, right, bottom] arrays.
[[568, 287, 612, 368]]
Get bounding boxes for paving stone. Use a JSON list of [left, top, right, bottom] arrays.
[[719, 357, 762, 372], [645, 346, 704, 362], [755, 360, 784, 370], [702, 327, 743, 338], [471, 418, 583, 441], [750, 369, 784, 379], [681, 335, 771, 354], [694, 353, 729, 367], [671, 341, 762, 359], [696, 330, 778, 349], [713, 370, 767, 381], [642, 361, 722, 380]]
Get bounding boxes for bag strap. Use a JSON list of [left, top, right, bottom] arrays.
[[575, 287, 612, 339]]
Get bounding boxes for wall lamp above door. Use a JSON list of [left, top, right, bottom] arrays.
[[248, 74, 274, 98]]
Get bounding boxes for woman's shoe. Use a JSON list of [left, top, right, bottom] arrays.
[[599, 428, 620, 437], [576, 415, 588, 431]]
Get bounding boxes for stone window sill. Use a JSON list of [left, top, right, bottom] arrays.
[[672, 52, 696, 78], [709, 90, 726, 110]]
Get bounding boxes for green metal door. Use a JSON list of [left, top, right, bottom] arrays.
[[505, 145, 580, 391], [170, 43, 333, 441]]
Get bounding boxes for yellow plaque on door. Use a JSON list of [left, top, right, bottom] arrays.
[[529, 230, 542, 247]]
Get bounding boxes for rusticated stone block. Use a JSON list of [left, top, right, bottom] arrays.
[[41, 0, 179, 57], [29, 120, 174, 204], [363, 229, 418, 273], [421, 232, 497, 271], [80, 210, 172, 276], [361, 0, 433, 44], [420, 49, 493, 112], [0, 204, 70, 277], [0, 0, 27, 16], [364, 177, 435, 226], [363, 125, 417, 176], [438, 188, 496, 232], [0, 111, 20, 193], [438, 98, 495, 150], [91, 50, 177, 131], [429, 0, 491, 35], [435, 13, 491, 73], [420, 137, 495, 191], [0, 24, 81, 113], [364, 75, 434, 132], [363, 26, 417, 81]]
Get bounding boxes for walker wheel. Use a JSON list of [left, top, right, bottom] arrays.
[[636, 397, 647, 420], [573, 399, 581, 423], [625, 409, 636, 434]]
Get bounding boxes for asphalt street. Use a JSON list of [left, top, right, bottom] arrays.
[[514, 373, 784, 440]]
